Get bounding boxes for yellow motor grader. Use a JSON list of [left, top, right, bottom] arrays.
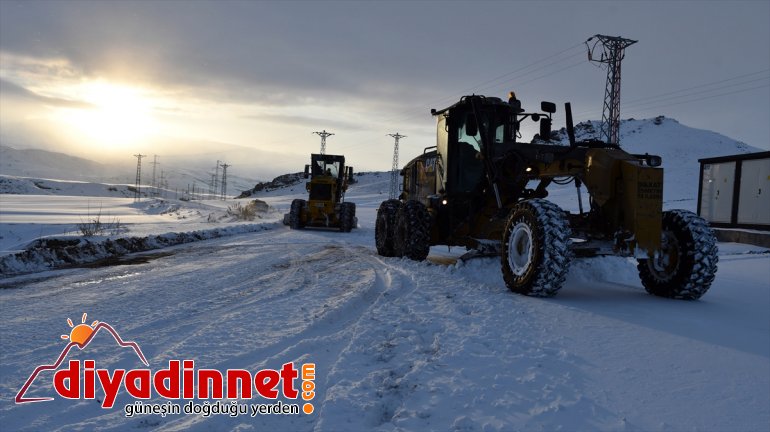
[[376, 95, 718, 299], [286, 153, 356, 232]]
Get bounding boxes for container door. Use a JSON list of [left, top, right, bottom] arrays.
[[700, 162, 735, 223], [737, 158, 770, 226]]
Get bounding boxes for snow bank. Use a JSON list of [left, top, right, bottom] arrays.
[[0, 223, 275, 276], [0, 175, 137, 197]]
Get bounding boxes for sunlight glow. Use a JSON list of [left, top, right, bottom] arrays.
[[53, 81, 159, 148]]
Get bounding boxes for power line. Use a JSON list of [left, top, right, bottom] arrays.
[[377, 42, 587, 128], [459, 42, 585, 95], [620, 82, 770, 116], [335, 43, 589, 156], [572, 70, 770, 119], [623, 69, 769, 106], [473, 50, 587, 97], [620, 80, 769, 112]]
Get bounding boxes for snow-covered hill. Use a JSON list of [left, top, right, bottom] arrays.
[[0, 145, 263, 195], [548, 116, 760, 209], [0, 145, 117, 181]]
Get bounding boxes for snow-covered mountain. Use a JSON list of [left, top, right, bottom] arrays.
[[0, 145, 119, 182], [0, 145, 262, 196]]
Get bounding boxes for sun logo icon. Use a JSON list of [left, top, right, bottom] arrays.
[[61, 313, 99, 347]]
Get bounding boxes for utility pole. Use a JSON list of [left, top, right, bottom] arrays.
[[313, 130, 334, 155], [586, 34, 637, 145], [388, 133, 406, 200], [213, 160, 221, 194], [150, 155, 159, 196], [133, 154, 146, 202], [159, 170, 166, 198], [220, 163, 231, 200]]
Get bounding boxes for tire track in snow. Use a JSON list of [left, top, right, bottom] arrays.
[[315, 255, 442, 430], [311, 256, 626, 431], [156, 243, 400, 432]]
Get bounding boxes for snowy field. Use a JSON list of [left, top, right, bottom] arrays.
[[0, 170, 768, 432], [1, 118, 769, 431]]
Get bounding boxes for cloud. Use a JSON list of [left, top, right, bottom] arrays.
[[1, 1, 767, 152], [242, 113, 367, 131], [0, 77, 93, 109], [0, 2, 452, 108]]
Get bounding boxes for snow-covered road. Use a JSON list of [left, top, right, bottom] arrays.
[[1, 218, 768, 431], [1, 170, 769, 431]]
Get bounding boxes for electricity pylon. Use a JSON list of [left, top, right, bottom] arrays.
[[388, 133, 406, 200], [313, 130, 334, 155], [133, 154, 146, 202], [586, 34, 637, 145], [220, 163, 230, 200]]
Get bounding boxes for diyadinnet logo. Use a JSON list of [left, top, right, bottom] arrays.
[[15, 313, 317, 418]]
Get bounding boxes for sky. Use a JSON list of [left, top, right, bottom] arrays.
[[1, 0, 768, 181]]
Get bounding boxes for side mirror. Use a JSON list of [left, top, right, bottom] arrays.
[[646, 154, 662, 167], [347, 166, 354, 180], [465, 115, 478, 136], [541, 101, 556, 114], [304, 165, 310, 179], [539, 118, 552, 142]]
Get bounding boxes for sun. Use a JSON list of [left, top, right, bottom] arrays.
[[61, 313, 99, 347], [53, 81, 159, 148]]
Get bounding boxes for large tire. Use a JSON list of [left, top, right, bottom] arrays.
[[375, 199, 401, 257], [637, 210, 718, 300], [339, 202, 356, 232], [289, 199, 306, 230], [394, 200, 432, 261], [501, 199, 572, 297]]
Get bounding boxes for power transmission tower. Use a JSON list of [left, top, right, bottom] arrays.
[[214, 159, 221, 194], [159, 170, 166, 198], [220, 163, 230, 200], [313, 130, 334, 155], [388, 133, 406, 200], [133, 154, 146, 202], [214, 159, 219, 196], [586, 34, 637, 145], [150, 155, 159, 196]]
